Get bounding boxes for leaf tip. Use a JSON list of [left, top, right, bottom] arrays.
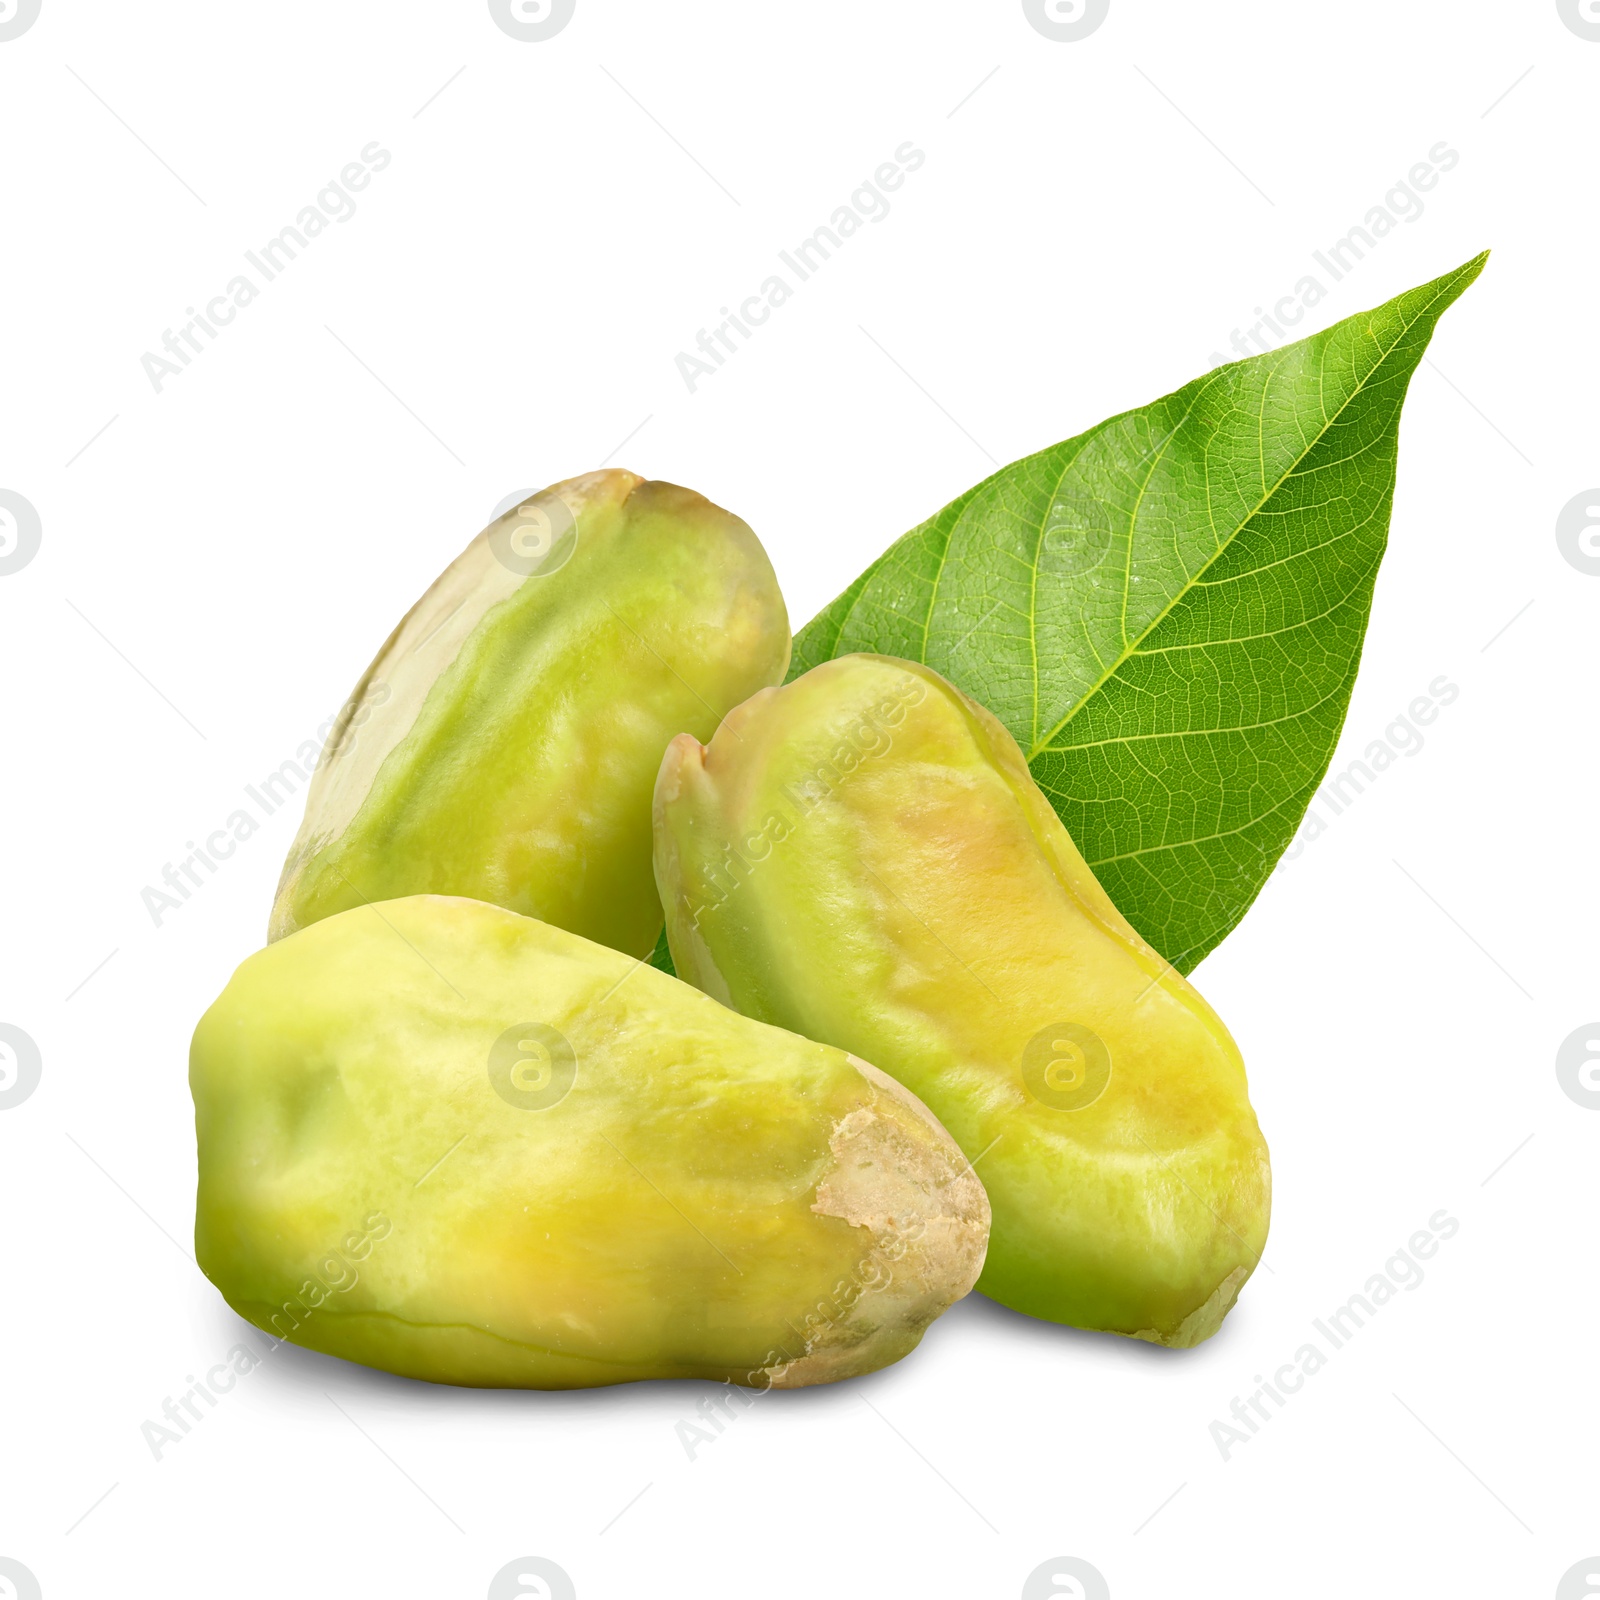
[[1414, 249, 1490, 320]]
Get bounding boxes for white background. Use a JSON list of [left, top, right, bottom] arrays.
[[2, 2, 1595, 1596]]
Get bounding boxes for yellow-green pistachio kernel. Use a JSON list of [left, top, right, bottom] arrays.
[[193, 894, 990, 1389], [653, 653, 1270, 1347], [270, 470, 790, 957]]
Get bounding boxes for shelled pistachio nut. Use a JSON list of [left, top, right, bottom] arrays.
[[269, 470, 790, 957], [653, 654, 1270, 1347], [193, 894, 989, 1388]]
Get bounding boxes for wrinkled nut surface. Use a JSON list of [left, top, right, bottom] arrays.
[[269, 470, 790, 958], [192, 895, 988, 1389], [653, 653, 1270, 1347]]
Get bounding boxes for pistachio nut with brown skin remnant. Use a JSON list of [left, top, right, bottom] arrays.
[[653, 653, 1270, 1347], [269, 470, 790, 958], [192, 895, 989, 1389]]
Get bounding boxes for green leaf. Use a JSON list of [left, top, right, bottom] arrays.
[[648, 924, 676, 977], [790, 254, 1486, 972]]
